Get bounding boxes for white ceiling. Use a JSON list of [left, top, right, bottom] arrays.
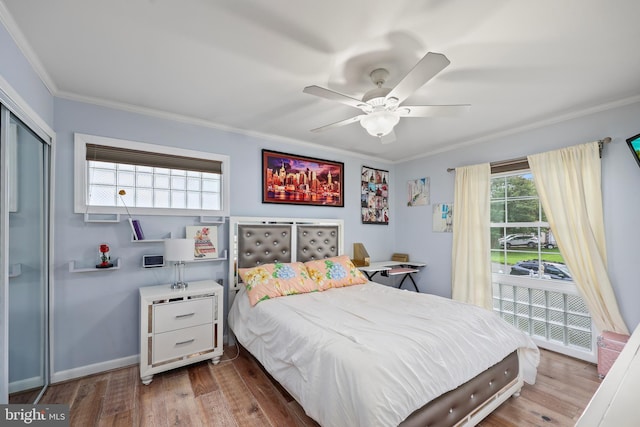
[[2, 0, 640, 162]]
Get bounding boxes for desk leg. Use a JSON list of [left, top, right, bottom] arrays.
[[363, 271, 379, 280], [398, 273, 419, 292]]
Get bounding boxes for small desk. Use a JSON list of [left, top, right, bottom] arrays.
[[358, 261, 426, 292]]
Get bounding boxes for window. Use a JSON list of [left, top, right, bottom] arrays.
[[74, 133, 230, 217], [491, 170, 595, 362], [491, 171, 557, 271]]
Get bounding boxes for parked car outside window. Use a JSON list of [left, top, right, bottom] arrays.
[[510, 260, 572, 280], [498, 234, 538, 248]]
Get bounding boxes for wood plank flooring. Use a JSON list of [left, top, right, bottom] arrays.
[[31, 346, 600, 426]]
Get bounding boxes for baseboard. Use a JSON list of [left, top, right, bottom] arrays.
[[51, 354, 139, 384]]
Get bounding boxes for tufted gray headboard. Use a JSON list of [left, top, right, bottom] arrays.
[[296, 225, 340, 263], [237, 224, 293, 267], [229, 217, 344, 294]]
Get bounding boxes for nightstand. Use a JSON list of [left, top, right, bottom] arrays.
[[139, 279, 223, 385]]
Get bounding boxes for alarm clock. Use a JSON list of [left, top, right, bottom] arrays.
[[142, 254, 164, 268]]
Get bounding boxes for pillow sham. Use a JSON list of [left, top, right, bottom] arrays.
[[304, 255, 368, 290], [238, 262, 318, 306]]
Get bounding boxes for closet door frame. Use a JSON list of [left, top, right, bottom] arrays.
[[0, 81, 55, 404]]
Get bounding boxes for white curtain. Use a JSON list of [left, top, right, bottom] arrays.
[[528, 142, 628, 334], [451, 163, 492, 309]]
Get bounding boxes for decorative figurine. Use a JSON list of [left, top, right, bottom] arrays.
[[96, 243, 113, 268]]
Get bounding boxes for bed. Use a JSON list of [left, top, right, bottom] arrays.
[[227, 217, 539, 427]]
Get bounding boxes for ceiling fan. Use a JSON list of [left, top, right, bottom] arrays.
[[303, 52, 470, 144]]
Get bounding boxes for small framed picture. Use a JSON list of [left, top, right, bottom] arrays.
[[407, 177, 430, 206], [433, 203, 453, 232], [185, 226, 218, 259]]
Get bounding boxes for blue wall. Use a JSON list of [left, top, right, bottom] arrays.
[[52, 98, 395, 373], [393, 100, 640, 332]]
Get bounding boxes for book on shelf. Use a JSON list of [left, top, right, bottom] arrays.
[[128, 218, 145, 240]]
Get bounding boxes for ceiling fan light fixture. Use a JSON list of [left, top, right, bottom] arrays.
[[303, 52, 466, 142], [360, 111, 400, 137]]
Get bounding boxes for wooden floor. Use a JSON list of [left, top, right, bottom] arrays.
[[28, 346, 600, 426]]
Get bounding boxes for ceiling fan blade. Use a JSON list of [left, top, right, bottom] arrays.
[[385, 52, 451, 105], [310, 115, 364, 132], [396, 105, 471, 117], [303, 85, 367, 110], [380, 130, 396, 144]]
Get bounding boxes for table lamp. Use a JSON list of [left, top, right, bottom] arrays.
[[164, 238, 195, 289]]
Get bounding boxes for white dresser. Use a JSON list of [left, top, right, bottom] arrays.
[[139, 280, 224, 385], [576, 323, 640, 426]]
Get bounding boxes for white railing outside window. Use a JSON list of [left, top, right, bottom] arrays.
[[492, 273, 596, 363]]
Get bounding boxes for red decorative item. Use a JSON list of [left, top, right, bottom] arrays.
[[97, 243, 113, 268]]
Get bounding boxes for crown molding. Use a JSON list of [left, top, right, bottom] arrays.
[[397, 93, 640, 164], [0, 2, 57, 95], [55, 89, 392, 165]]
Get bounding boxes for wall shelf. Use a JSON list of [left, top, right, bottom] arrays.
[[131, 232, 173, 243], [199, 216, 226, 224], [84, 213, 121, 223], [69, 258, 121, 273], [186, 256, 228, 264]]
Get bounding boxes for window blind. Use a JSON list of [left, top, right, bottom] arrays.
[[490, 158, 530, 174], [85, 143, 223, 174]]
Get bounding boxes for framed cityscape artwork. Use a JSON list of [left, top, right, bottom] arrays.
[[262, 149, 344, 207], [361, 166, 389, 224]]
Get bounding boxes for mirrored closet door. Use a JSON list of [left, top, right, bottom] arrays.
[[2, 105, 51, 403]]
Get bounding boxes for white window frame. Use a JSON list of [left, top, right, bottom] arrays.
[[490, 170, 597, 362], [74, 133, 230, 217]]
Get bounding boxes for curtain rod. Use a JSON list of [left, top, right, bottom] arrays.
[[446, 137, 612, 172]]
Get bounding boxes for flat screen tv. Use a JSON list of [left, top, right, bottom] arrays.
[[627, 133, 640, 168]]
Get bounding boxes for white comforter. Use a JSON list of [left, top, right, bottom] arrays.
[[228, 282, 539, 427]]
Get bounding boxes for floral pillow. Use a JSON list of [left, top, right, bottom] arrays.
[[304, 255, 368, 291], [238, 262, 319, 306]]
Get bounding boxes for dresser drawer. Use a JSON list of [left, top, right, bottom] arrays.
[[152, 323, 214, 363], [153, 297, 214, 333]]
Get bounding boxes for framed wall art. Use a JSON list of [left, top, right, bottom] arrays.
[[433, 203, 453, 232], [407, 177, 430, 206], [361, 166, 389, 224], [262, 149, 344, 207], [186, 225, 218, 259]]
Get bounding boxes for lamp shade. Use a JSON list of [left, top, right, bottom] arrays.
[[360, 111, 400, 137], [164, 238, 195, 262]]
